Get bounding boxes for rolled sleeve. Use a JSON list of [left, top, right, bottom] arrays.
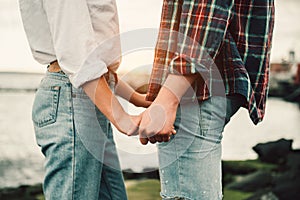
[[42, 0, 120, 88], [168, 0, 234, 76]]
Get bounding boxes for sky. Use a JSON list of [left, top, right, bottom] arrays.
[[0, 0, 300, 73]]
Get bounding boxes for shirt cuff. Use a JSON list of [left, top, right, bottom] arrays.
[[68, 60, 108, 89], [169, 54, 210, 76]]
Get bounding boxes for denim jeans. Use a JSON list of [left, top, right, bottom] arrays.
[[157, 95, 244, 200], [32, 71, 127, 200]]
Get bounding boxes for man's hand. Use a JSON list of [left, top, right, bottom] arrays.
[[138, 74, 199, 145], [139, 87, 178, 145]]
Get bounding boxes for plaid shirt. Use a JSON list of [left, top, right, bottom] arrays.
[[146, 0, 275, 125]]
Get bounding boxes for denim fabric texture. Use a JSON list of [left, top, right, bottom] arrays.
[[158, 95, 244, 200], [32, 71, 127, 200]]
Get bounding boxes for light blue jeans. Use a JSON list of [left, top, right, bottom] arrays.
[[32, 71, 127, 200], [158, 95, 244, 200]]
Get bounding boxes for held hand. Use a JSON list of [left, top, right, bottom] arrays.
[[138, 91, 178, 145], [130, 92, 152, 108], [114, 113, 141, 136], [138, 74, 199, 145], [114, 79, 152, 108]]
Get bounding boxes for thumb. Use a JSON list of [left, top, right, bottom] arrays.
[[139, 134, 149, 145]]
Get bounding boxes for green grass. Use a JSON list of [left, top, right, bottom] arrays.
[[223, 159, 277, 172], [126, 180, 254, 200], [126, 179, 161, 200], [223, 189, 253, 200], [18, 179, 254, 200]]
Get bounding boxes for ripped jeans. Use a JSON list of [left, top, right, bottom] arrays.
[[157, 95, 244, 200]]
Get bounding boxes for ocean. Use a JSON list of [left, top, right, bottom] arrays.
[[0, 72, 300, 188]]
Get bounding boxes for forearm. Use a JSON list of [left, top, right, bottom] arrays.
[[115, 79, 151, 108], [155, 74, 199, 104], [83, 76, 127, 127], [115, 79, 135, 102]]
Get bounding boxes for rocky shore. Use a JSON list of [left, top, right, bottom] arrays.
[[1, 138, 299, 200], [223, 138, 300, 200]]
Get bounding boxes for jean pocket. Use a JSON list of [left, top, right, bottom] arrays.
[[32, 86, 61, 127]]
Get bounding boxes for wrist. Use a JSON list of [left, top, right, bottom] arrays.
[[155, 86, 180, 107], [129, 92, 138, 104], [113, 111, 129, 131]]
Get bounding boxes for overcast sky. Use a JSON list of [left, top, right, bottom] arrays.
[[0, 0, 299, 73]]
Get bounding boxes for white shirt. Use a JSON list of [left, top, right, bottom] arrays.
[[19, 0, 121, 88]]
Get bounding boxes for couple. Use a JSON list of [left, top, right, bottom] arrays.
[[19, 0, 275, 199]]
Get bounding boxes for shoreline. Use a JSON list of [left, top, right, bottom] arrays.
[[1, 138, 300, 200]]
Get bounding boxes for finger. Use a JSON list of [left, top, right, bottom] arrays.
[[149, 136, 157, 144], [155, 135, 163, 143], [171, 129, 177, 135], [127, 125, 139, 136], [162, 135, 170, 142], [128, 115, 142, 136], [139, 137, 149, 145]]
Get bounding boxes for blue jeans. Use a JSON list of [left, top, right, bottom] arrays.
[[32, 71, 127, 200], [158, 95, 244, 200]]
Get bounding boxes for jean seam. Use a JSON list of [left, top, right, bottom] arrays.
[[70, 85, 76, 200], [101, 169, 113, 200], [209, 148, 223, 200]]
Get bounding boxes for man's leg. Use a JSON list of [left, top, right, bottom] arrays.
[[157, 95, 244, 200]]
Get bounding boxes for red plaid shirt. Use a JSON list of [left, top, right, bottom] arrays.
[[146, 0, 275, 124]]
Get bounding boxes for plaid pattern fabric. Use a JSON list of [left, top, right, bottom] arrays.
[[146, 0, 275, 124]]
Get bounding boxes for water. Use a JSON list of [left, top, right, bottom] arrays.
[[0, 73, 300, 188]]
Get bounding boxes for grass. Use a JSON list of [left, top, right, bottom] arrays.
[[11, 179, 253, 200], [126, 180, 254, 200], [223, 159, 277, 172], [126, 179, 161, 200], [223, 189, 253, 200]]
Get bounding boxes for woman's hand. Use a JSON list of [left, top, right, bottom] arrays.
[[115, 79, 152, 108], [114, 113, 142, 136], [130, 92, 152, 108]]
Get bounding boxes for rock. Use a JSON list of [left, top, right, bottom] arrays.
[[122, 168, 159, 180], [226, 171, 273, 192], [222, 161, 258, 175], [285, 150, 300, 172], [246, 190, 279, 200], [252, 139, 293, 164], [0, 184, 43, 200], [271, 150, 300, 200], [272, 177, 300, 200]]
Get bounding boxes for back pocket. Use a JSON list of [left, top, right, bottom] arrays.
[[32, 86, 61, 127]]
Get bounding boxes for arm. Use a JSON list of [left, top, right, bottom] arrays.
[[42, 0, 138, 135], [42, 0, 120, 88], [83, 77, 140, 135], [115, 79, 152, 108], [139, 0, 235, 144], [139, 74, 198, 145]]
